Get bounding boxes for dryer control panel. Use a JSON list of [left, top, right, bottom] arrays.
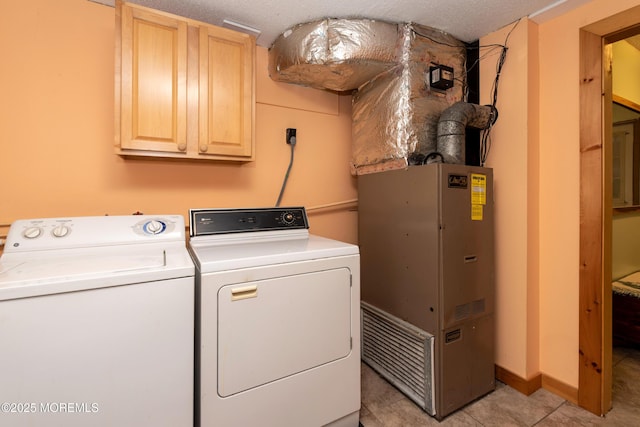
[[189, 207, 308, 236]]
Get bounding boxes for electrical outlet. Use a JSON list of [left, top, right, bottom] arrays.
[[286, 128, 297, 145]]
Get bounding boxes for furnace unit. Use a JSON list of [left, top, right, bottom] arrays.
[[358, 163, 495, 420]]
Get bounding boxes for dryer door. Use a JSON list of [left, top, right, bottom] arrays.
[[217, 268, 352, 397]]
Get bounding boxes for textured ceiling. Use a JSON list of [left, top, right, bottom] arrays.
[[97, 0, 591, 47]]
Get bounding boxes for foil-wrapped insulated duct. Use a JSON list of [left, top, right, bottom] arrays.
[[268, 19, 400, 92], [269, 19, 469, 174]]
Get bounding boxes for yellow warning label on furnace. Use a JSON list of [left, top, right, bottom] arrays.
[[471, 173, 487, 221], [472, 204, 483, 221], [471, 174, 487, 205]]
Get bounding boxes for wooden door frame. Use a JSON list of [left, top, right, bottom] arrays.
[[579, 10, 640, 416]]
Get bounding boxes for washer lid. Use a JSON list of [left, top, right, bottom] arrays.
[[189, 233, 359, 273], [0, 245, 194, 301]]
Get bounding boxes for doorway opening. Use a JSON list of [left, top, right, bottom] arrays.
[[579, 9, 640, 416]]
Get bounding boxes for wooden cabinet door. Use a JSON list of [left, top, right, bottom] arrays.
[[198, 25, 254, 159], [119, 3, 188, 153]]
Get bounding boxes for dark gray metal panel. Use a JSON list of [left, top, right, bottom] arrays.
[[438, 323, 472, 418], [470, 314, 496, 400], [358, 166, 440, 334], [436, 164, 495, 417], [437, 315, 495, 418], [439, 164, 495, 329], [358, 163, 495, 419]]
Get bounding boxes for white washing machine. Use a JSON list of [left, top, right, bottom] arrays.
[[0, 215, 194, 427], [188, 207, 361, 427]]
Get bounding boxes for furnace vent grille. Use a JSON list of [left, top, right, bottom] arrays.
[[361, 302, 435, 415]]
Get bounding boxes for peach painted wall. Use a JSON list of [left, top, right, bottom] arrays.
[[481, 0, 640, 389], [0, 0, 357, 245], [537, 0, 640, 389], [480, 19, 540, 381], [7, 0, 640, 396]]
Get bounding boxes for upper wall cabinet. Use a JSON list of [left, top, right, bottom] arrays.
[[197, 25, 254, 158], [115, 1, 255, 161]]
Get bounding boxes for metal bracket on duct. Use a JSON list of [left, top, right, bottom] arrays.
[[269, 19, 493, 174]]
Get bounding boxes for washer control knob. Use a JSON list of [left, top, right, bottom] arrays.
[[52, 224, 71, 238], [144, 220, 166, 235], [23, 226, 42, 239]]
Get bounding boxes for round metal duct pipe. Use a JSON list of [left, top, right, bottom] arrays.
[[434, 102, 498, 164]]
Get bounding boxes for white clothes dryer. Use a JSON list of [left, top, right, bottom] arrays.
[[188, 207, 361, 427], [0, 215, 194, 427]]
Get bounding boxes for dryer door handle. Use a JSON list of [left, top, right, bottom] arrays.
[[231, 285, 258, 301]]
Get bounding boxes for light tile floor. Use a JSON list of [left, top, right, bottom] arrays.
[[360, 346, 640, 426]]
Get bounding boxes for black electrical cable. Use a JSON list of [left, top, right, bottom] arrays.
[[411, 26, 508, 51], [275, 138, 295, 207], [412, 21, 517, 110], [412, 26, 510, 96], [479, 19, 520, 166], [412, 19, 521, 165]]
